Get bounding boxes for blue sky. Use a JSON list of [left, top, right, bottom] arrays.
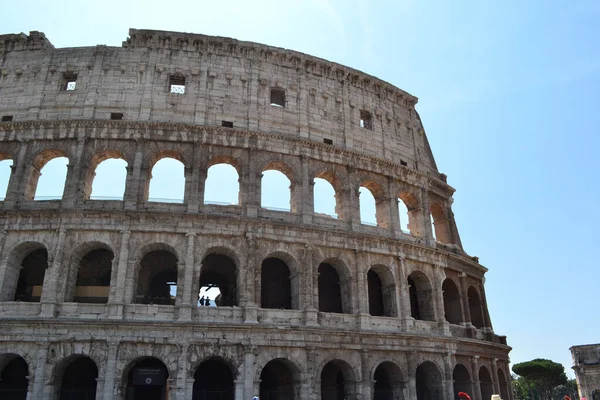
[[2, 0, 599, 378]]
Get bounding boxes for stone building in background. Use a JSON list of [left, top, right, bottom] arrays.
[[571, 344, 600, 399], [0, 29, 511, 400]]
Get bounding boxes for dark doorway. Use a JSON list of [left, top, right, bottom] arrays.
[[261, 258, 292, 309], [260, 359, 296, 400], [415, 362, 442, 400], [136, 251, 178, 305], [497, 368, 509, 400], [407, 272, 435, 321], [468, 287, 485, 328], [452, 364, 471, 400], [74, 249, 113, 303], [443, 279, 462, 325], [373, 364, 392, 400], [321, 361, 352, 400], [0, 356, 28, 400], [368, 270, 385, 316], [59, 356, 98, 400], [126, 358, 168, 400], [14, 248, 48, 302], [199, 254, 237, 307], [479, 367, 493, 400], [408, 277, 420, 320], [318, 263, 342, 313], [192, 359, 234, 400]]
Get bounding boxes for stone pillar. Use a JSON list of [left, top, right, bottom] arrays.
[[406, 352, 418, 400], [123, 257, 138, 307], [388, 176, 401, 235], [397, 257, 412, 328], [179, 233, 196, 321], [124, 140, 144, 210], [299, 155, 312, 224], [109, 230, 131, 318], [303, 244, 318, 326], [491, 359, 500, 396], [434, 264, 451, 335], [243, 235, 258, 323], [458, 273, 472, 326], [346, 166, 361, 230], [356, 251, 370, 329], [40, 227, 67, 317], [3, 139, 28, 207], [62, 137, 86, 207], [0, 229, 10, 300], [479, 281, 493, 330], [102, 342, 119, 400], [174, 344, 189, 400], [234, 379, 244, 400], [420, 188, 435, 243], [186, 142, 202, 213], [31, 345, 48, 399], [443, 353, 455, 400], [471, 356, 481, 400], [243, 347, 256, 400], [305, 347, 317, 399], [361, 350, 372, 400]]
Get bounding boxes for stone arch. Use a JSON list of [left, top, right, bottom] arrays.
[[187, 346, 242, 380], [2, 241, 49, 302], [122, 356, 170, 400], [64, 241, 115, 303], [467, 286, 485, 328], [497, 367, 509, 400], [430, 201, 451, 244], [0, 353, 29, 399], [199, 247, 239, 307], [367, 264, 397, 317], [259, 250, 300, 310], [192, 356, 236, 400], [53, 355, 99, 400], [359, 178, 389, 228], [314, 169, 345, 219], [415, 361, 443, 400], [407, 270, 435, 321], [261, 160, 296, 212], [26, 149, 69, 200], [479, 365, 493, 400], [442, 278, 462, 325], [134, 243, 179, 305], [258, 357, 303, 400], [372, 361, 406, 400], [146, 151, 186, 203], [452, 364, 472, 399], [205, 156, 241, 206], [83, 149, 129, 200], [317, 257, 353, 314], [319, 358, 358, 400], [398, 190, 422, 236]]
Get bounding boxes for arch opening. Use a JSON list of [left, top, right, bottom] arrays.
[[199, 254, 237, 307], [497, 368, 509, 400], [135, 251, 178, 305], [261, 258, 292, 310], [407, 272, 435, 321], [71, 249, 113, 303], [261, 169, 292, 212], [398, 191, 421, 236], [479, 366, 493, 400], [125, 357, 169, 400], [313, 177, 338, 218], [374, 362, 404, 400], [368, 270, 385, 317], [318, 263, 349, 314], [452, 364, 471, 400], [89, 157, 128, 200], [204, 163, 240, 206], [148, 157, 185, 203], [430, 202, 451, 244], [14, 248, 48, 302], [320, 360, 354, 400], [192, 358, 234, 400], [468, 286, 485, 329], [359, 186, 377, 226], [58, 356, 98, 400], [415, 361, 443, 400], [33, 156, 69, 200], [259, 359, 298, 400], [397, 198, 411, 234], [0, 158, 13, 201], [0, 355, 28, 399], [442, 278, 462, 325]]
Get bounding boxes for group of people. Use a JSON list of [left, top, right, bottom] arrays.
[[198, 296, 212, 306]]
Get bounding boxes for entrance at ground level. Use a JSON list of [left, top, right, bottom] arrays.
[[59, 356, 98, 400], [192, 358, 234, 400], [416, 361, 442, 400], [260, 359, 296, 400], [126, 358, 168, 400], [0, 355, 28, 400]]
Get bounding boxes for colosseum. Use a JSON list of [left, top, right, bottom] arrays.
[[0, 29, 511, 400]]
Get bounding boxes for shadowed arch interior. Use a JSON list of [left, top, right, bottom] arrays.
[[261, 258, 292, 310], [0, 354, 28, 399], [415, 361, 443, 400], [398, 191, 422, 236], [59, 356, 98, 400], [321, 360, 355, 400], [125, 357, 169, 400], [14, 248, 48, 302], [193, 358, 234, 400], [200, 254, 237, 307], [468, 286, 485, 328], [407, 272, 435, 321], [260, 359, 298, 400], [452, 364, 471, 400], [136, 250, 178, 305], [430, 202, 450, 244], [374, 361, 405, 400], [479, 366, 493, 400], [497, 368, 509, 400], [318, 263, 343, 313], [72, 248, 114, 303], [442, 278, 462, 325]]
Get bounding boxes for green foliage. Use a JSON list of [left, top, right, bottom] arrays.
[[512, 359, 568, 400], [552, 379, 579, 400]]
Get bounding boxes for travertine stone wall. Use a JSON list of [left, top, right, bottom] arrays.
[[571, 344, 600, 399], [0, 30, 510, 400]]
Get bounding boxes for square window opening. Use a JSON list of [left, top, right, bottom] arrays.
[[221, 120, 234, 128], [169, 75, 186, 94], [63, 74, 78, 91], [270, 88, 285, 107], [111, 112, 124, 120], [2, 115, 13, 122], [400, 160, 408, 167], [323, 138, 333, 145], [360, 110, 373, 130]]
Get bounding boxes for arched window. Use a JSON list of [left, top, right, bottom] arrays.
[[452, 364, 471, 399], [367, 266, 396, 317], [359, 186, 377, 226], [498, 368, 509, 400], [398, 191, 422, 236], [398, 198, 410, 233], [415, 362, 443, 400], [135, 250, 178, 305], [199, 254, 237, 307], [442, 278, 462, 325], [14, 248, 48, 302], [59, 357, 98, 400], [193, 359, 234, 400], [318, 263, 345, 314], [0, 355, 28, 399], [70, 249, 113, 304], [261, 170, 292, 211], [0, 158, 13, 201], [321, 360, 356, 400], [34, 156, 69, 200], [260, 359, 299, 400], [430, 202, 451, 244], [148, 157, 185, 203], [89, 157, 128, 200], [314, 176, 338, 218], [261, 258, 292, 309], [204, 163, 240, 205], [373, 362, 404, 400], [479, 366, 493, 400], [468, 286, 485, 328], [407, 272, 435, 322], [125, 357, 169, 400]]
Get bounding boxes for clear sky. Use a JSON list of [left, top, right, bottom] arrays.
[[2, 0, 599, 378]]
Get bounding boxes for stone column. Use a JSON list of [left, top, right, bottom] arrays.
[[443, 353, 455, 400], [471, 356, 481, 400], [102, 341, 119, 400], [62, 137, 86, 207], [397, 256, 412, 328], [3, 139, 29, 207], [434, 264, 451, 335], [234, 379, 244, 400], [108, 230, 131, 318], [178, 233, 196, 321], [346, 166, 360, 230], [299, 155, 312, 224], [479, 281, 493, 330], [361, 350, 372, 400], [406, 352, 418, 400], [186, 142, 202, 213], [123, 257, 139, 307], [420, 188, 435, 243], [305, 347, 317, 399], [40, 227, 67, 317], [388, 176, 401, 235], [491, 359, 500, 396], [356, 251, 370, 329], [243, 347, 256, 400], [303, 244, 318, 326], [124, 139, 144, 210], [458, 273, 472, 326], [174, 344, 189, 400], [243, 235, 258, 323], [31, 345, 48, 399]]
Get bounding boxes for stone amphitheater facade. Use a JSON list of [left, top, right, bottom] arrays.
[[0, 30, 511, 400]]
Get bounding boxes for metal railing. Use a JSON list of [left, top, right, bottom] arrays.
[[88, 195, 124, 201], [147, 197, 184, 204]]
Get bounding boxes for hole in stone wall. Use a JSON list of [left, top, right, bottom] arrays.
[[323, 138, 333, 145], [110, 112, 123, 120], [169, 75, 186, 94], [63, 73, 77, 91], [270, 88, 285, 107], [360, 110, 373, 130], [1, 116, 13, 122], [221, 120, 233, 128]]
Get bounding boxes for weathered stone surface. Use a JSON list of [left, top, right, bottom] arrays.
[[571, 344, 600, 399]]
